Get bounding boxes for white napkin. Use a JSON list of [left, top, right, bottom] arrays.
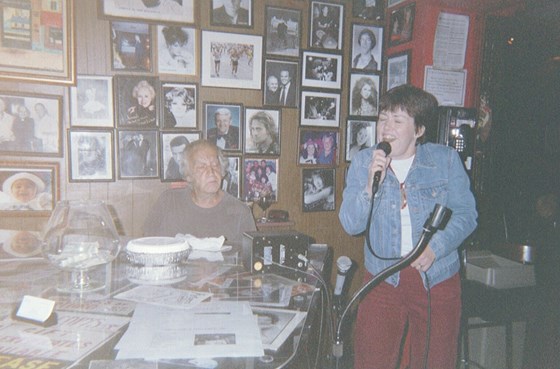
[[175, 234, 225, 262]]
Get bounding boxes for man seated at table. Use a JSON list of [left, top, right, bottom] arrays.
[[143, 139, 256, 247]]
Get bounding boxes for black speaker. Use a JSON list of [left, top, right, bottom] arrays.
[[242, 230, 311, 273]]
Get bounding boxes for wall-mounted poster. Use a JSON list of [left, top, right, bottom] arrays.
[[301, 50, 343, 90], [265, 6, 301, 58], [351, 23, 383, 73], [68, 129, 114, 182], [110, 22, 152, 72], [348, 72, 380, 118], [302, 168, 335, 212], [242, 158, 278, 202], [309, 1, 344, 50], [70, 76, 114, 128], [300, 90, 340, 128], [201, 31, 262, 90], [157, 25, 197, 76], [244, 108, 281, 156], [0, 0, 75, 85], [204, 103, 243, 152], [101, 0, 195, 24], [115, 76, 159, 128], [161, 82, 197, 129], [389, 3, 415, 47], [386, 51, 411, 90], [117, 130, 159, 179]]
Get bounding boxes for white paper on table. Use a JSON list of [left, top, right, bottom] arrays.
[[115, 302, 264, 360], [113, 285, 212, 310], [433, 12, 469, 70]]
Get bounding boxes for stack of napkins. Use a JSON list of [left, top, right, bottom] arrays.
[[176, 234, 226, 261]]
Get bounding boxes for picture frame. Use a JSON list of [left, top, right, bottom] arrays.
[[161, 82, 197, 130], [352, 0, 385, 21], [348, 72, 380, 118], [110, 21, 152, 72], [244, 108, 281, 156], [99, 0, 195, 24], [346, 120, 376, 162], [301, 50, 343, 90], [204, 102, 243, 152], [115, 76, 159, 128], [210, 0, 253, 28], [0, 92, 63, 157], [222, 154, 241, 198], [386, 50, 411, 91], [157, 25, 197, 76], [242, 158, 278, 202], [160, 131, 201, 183], [70, 76, 114, 128], [309, 1, 344, 50], [68, 129, 115, 182], [388, 0, 407, 8], [389, 3, 415, 47], [300, 90, 340, 128], [0, 229, 43, 260], [0, 161, 59, 216], [298, 128, 339, 166], [351, 23, 383, 73], [265, 6, 301, 58], [263, 59, 299, 108], [252, 306, 307, 351], [0, 0, 75, 85], [201, 31, 262, 90], [302, 168, 336, 212], [117, 130, 159, 179]]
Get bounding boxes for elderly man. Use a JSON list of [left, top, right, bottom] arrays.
[[143, 140, 255, 247], [207, 107, 240, 150]]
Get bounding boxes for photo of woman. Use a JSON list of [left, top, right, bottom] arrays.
[[161, 83, 196, 128], [351, 25, 383, 72], [346, 120, 375, 161], [302, 168, 335, 212], [116, 76, 159, 128], [158, 26, 196, 75], [349, 74, 379, 118]]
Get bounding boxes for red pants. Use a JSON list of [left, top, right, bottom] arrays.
[[354, 267, 461, 369]]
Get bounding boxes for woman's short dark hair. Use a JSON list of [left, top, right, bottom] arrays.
[[358, 28, 377, 50], [379, 84, 439, 142], [162, 26, 189, 46]]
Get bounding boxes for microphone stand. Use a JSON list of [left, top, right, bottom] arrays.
[[332, 204, 451, 366]]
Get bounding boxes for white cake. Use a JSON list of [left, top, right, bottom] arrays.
[[126, 237, 190, 266]]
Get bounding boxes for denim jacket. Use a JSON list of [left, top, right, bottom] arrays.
[[339, 142, 477, 288]]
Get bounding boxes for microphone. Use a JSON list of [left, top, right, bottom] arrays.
[[333, 256, 352, 297], [372, 141, 392, 194]]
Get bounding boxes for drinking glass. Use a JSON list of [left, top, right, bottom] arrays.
[[256, 193, 272, 223]]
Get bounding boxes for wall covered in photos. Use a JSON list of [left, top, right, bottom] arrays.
[[0, 0, 494, 291]]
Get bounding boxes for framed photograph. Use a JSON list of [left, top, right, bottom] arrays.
[[244, 108, 281, 156], [309, 1, 344, 50], [115, 76, 159, 128], [252, 307, 307, 351], [70, 76, 114, 128], [389, 3, 415, 47], [348, 72, 380, 118], [302, 50, 343, 90], [0, 161, 59, 215], [68, 129, 114, 182], [242, 158, 278, 201], [302, 168, 335, 212], [298, 128, 339, 166], [300, 90, 340, 128], [157, 25, 197, 76], [110, 22, 151, 72], [386, 50, 411, 91], [346, 120, 376, 162], [0, 0, 75, 85], [352, 0, 384, 21], [351, 24, 383, 72], [117, 130, 159, 179], [0, 92, 62, 156], [210, 0, 253, 28], [204, 103, 242, 152], [160, 131, 201, 182], [161, 82, 197, 130], [263, 59, 299, 108], [265, 6, 301, 58], [100, 0, 195, 24], [222, 154, 241, 198], [388, 0, 407, 8], [201, 31, 262, 89]]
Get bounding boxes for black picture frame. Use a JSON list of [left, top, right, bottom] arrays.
[[348, 72, 380, 119], [222, 154, 241, 198], [298, 128, 339, 166], [160, 131, 201, 183], [301, 50, 343, 90], [302, 168, 336, 212], [210, 0, 253, 28], [263, 59, 300, 108], [309, 1, 344, 50], [115, 76, 159, 129], [160, 82, 197, 130], [157, 25, 197, 77], [110, 21, 152, 73], [352, 0, 385, 21], [242, 157, 278, 202], [345, 119, 376, 162], [300, 90, 341, 128], [70, 75, 114, 128], [389, 3, 415, 47], [68, 129, 115, 182], [351, 23, 383, 73], [386, 50, 411, 91], [204, 102, 243, 152], [117, 130, 159, 179], [100, 0, 195, 24], [265, 6, 301, 58]]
